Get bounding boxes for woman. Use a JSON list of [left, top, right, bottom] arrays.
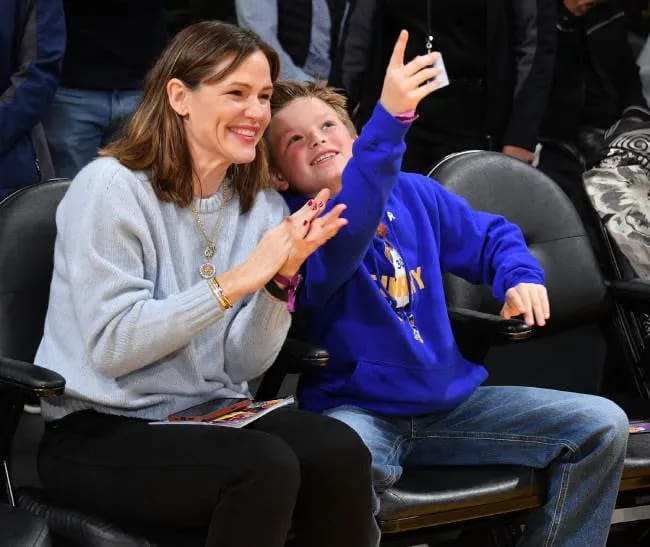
[[35, 21, 377, 547]]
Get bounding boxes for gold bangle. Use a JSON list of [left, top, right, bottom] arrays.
[[207, 276, 233, 310], [208, 278, 231, 310]]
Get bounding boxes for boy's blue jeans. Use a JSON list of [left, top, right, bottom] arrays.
[[324, 386, 629, 547], [43, 87, 142, 179]]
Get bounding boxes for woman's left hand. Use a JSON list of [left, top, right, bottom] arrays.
[[277, 188, 348, 278]]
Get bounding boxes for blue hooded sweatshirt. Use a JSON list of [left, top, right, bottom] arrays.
[[284, 102, 544, 417]]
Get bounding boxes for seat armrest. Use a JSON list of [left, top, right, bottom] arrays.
[[0, 355, 65, 396], [281, 338, 328, 373], [448, 307, 532, 342], [608, 279, 650, 309], [254, 337, 328, 399]]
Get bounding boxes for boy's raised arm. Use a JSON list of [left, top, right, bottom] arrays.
[[301, 31, 443, 307]]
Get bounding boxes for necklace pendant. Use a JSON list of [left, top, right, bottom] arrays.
[[200, 262, 216, 279], [204, 243, 215, 259]]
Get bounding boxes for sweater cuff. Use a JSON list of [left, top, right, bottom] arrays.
[[257, 289, 292, 333], [169, 280, 225, 333]]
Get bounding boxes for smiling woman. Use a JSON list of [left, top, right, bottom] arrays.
[[100, 21, 279, 211], [33, 21, 377, 547], [166, 50, 274, 189]]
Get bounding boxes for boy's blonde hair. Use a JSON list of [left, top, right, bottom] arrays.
[[270, 80, 358, 137]]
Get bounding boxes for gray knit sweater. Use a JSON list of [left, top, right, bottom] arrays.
[[37, 157, 291, 421]]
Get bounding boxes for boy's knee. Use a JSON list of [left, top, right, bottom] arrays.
[[586, 396, 629, 451]]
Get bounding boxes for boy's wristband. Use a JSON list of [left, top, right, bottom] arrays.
[[394, 110, 419, 123], [271, 273, 301, 312]]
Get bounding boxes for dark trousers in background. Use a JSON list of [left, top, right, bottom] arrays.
[[537, 143, 606, 267], [402, 125, 491, 175], [38, 407, 375, 547]]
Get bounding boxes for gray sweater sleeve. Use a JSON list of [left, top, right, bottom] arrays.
[[224, 288, 291, 383], [224, 192, 292, 383], [58, 166, 222, 378]]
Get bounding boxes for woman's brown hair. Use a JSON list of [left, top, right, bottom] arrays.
[[100, 21, 280, 212]]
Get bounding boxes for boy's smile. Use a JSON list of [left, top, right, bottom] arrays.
[[268, 97, 355, 197]]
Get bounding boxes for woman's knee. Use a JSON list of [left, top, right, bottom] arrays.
[[304, 415, 372, 478], [249, 435, 302, 499]]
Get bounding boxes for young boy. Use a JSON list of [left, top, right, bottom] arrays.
[[267, 31, 628, 546]]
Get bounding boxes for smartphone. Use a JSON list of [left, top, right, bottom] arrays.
[[168, 397, 252, 422]]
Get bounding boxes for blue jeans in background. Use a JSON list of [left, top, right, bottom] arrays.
[[43, 88, 142, 179], [324, 386, 629, 547]]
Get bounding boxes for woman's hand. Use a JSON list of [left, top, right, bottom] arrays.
[[218, 189, 347, 301], [219, 220, 294, 302], [379, 30, 443, 116], [277, 188, 348, 279]]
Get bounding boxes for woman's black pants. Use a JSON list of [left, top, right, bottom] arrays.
[[38, 407, 376, 547]]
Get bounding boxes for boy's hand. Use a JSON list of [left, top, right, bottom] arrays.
[[501, 283, 550, 327], [379, 29, 442, 116]]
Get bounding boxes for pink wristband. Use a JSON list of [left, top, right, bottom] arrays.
[[273, 273, 302, 312], [394, 110, 419, 123]]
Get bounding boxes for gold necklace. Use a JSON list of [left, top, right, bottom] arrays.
[[190, 182, 233, 279]]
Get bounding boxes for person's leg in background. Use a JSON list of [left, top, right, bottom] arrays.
[[403, 124, 490, 175], [105, 90, 142, 145], [537, 143, 607, 265], [43, 88, 111, 179], [404, 386, 628, 547], [254, 407, 380, 547]]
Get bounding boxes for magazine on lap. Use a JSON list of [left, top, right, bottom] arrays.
[[150, 396, 295, 428]]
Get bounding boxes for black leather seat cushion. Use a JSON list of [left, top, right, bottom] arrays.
[[379, 465, 544, 533], [17, 487, 208, 546], [0, 504, 51, 547], [380, 434, 650, 535], [622, 434, 650, 490], [18, 487, 154, 547]]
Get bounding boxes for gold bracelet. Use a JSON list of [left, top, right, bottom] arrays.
[[207, 276, 233, 310]]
